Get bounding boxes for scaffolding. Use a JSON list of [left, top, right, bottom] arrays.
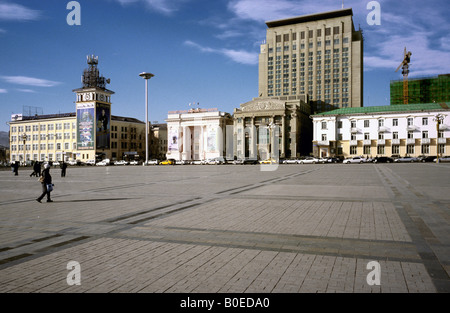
[[390, 74, 450, 105]]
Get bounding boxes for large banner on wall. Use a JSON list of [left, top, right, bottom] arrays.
[[77, 104, 95, 150], [207, 127, 217, 153], [168, 128, 178, 152], [96, 103, 111, 149]]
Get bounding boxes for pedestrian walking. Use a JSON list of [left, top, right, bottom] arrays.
[[60, 161, 67, 177], [13, 161, 19, 176], [36, 161, 42, 177], [30, 161, 41, 177], [36, 163, 54, 203]]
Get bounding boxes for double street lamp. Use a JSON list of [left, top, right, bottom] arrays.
[[139, 72, 154, 166], [434, 114, 445, 163]]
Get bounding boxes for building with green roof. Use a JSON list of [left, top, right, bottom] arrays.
[[311, 102, 450, 159]]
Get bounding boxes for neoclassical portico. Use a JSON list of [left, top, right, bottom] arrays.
[[165, 108, 233, 161], [233, 96, 312, 159]]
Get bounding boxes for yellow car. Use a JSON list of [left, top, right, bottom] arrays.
[[259, 158, 277, 164], [160, 159, 175, 165]]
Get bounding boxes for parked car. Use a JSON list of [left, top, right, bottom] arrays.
[[373, 156, 394, 163], [418, 155, 437, 163], [233, 158, 258, 165], [192, 160, 203, 165], [146, 159, 159, 165], [343, 156, 366, 164], [434, 156, 450, 163], [299, 157, 320, 164], [114, 160, 128, 165], [175, 160, 186, 165], [205, 157, 226, 165], [96, 160, 109, 166], [67, 160, 79, 166], [324, 157, 340, 163], [160, 159, 175, 165], [52, 161, 60, 167], [259, 158, 278, 164], [283, 159, 300, 164], [394, 156, 419, 163], [85, 159, 95, 166], [129, 160, 139, 165]]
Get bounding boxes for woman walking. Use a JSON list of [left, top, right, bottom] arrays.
[[36, 163, 53, 203]]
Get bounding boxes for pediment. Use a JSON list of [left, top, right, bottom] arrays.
[[241, 99, 285, 112]]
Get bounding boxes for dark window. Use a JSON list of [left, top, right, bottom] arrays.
[[325, 28, 331, 36], [317, 29, 321, 37], [333, 26, 339, 34]]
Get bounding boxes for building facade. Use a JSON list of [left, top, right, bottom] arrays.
[[233, 96, 312, 160], [150, 123, 168, 160], [9, 114, 145, 164], [165, 108, 233, 161], [8, 55, 145, 164], [390, 74, 450, 105], [258, 8, 363, 110], [312, 103, 450, 158]]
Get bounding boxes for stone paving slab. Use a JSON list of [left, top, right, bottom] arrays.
[[0, 163, 449, 294]]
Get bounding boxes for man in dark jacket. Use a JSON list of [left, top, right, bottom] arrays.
[[36, 163, 53, 203], [30, 161, 41, 177], [61, 161, 67, 177]]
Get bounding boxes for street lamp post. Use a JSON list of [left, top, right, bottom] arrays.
[[21, 133, 27, 165], [434, 114, 445, 164], [139, 72, 154, 166]]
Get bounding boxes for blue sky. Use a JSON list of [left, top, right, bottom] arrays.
[[0, 0, 449, 132]]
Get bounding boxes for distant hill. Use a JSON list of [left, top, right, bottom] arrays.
[[0, 131, 9, 147]]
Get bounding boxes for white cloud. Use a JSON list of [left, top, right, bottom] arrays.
[[16, 88, 36, 93], [227, 0, 345, 22], [0, 88, 7, 93], [364, 32, 450, 77], [113, 0, 188, 15], [184, 40, 258, 65], [1, 76, 61, 87], [0, 2, 41, 21]]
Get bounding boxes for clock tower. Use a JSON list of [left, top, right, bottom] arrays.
[[73, 55, 114, 159]]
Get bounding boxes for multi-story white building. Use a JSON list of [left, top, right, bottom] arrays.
[[165, 108, 233, 161], [312, 103, 450, 158]]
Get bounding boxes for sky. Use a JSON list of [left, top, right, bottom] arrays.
[[0, 0, 449, 132]]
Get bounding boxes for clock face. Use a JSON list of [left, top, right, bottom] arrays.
[[99, 94, 105, 101], [84, 93, 91, 101]]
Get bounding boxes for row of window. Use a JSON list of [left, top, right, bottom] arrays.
[[321, 131, 446, 142], [321, 117, 432, 130], [274, 26, 345, 43], [348, 144, 446, 155], [11, 133, 77, 142], [11, 142, 76, 151], [11, 125, 140, 133], [269, 38, 349, 53], [10, 140, 143, 151], [11, 123, 75, 133]]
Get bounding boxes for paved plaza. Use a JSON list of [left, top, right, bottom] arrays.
[[0, 162, 449, 294]]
